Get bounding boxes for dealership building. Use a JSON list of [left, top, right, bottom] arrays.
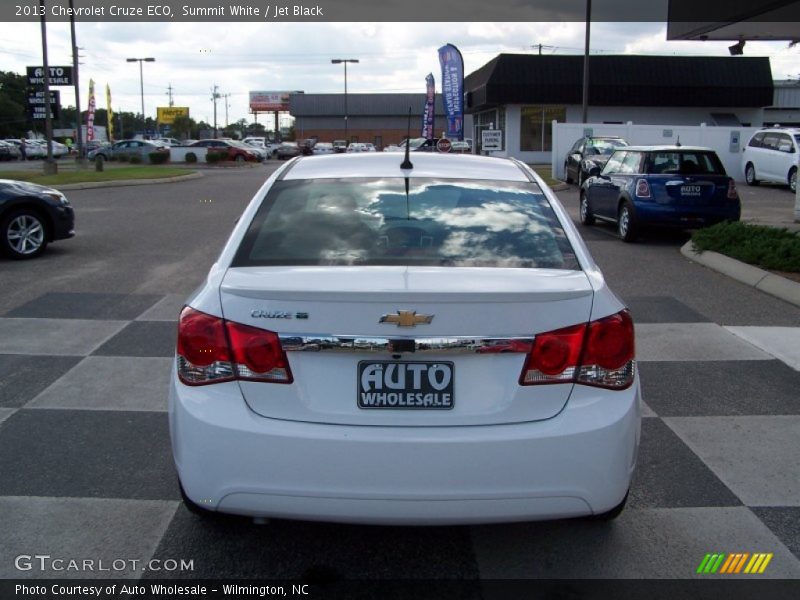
[[288, 93, 449, 149], [463, 54, 774, 162], [284, 54, 777, 161]]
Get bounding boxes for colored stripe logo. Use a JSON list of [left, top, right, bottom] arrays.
[[697, 553, 773, 574]]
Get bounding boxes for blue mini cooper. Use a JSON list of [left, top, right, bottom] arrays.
[[579, 146, 741, 242]]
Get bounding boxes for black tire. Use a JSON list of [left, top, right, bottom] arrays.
[[789, 167, 797, 194], [579, 192, 595, 226], [564, 163, 573, 184], [578, 170, 585, 188], [745, 163, 759, 186], [589, 490, 629, 521], [617, 201, 639, 243], [1, 208, 49, 259]]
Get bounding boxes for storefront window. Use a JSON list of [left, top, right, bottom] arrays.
[[521, 106, 566, 151]]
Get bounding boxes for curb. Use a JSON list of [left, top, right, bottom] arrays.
[[680, 241, 800, 308], [550, 182, 570, 192], [52, 171, 203, 191]]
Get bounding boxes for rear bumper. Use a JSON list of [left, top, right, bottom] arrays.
[[636, 202, 740, 228], [169, 366, 641, 525]]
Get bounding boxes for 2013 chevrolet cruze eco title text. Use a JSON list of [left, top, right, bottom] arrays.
[[170, 152, 641, 525]]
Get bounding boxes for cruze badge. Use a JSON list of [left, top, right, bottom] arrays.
[[379, 310, 434, 328], [251, 310, 308, 320]]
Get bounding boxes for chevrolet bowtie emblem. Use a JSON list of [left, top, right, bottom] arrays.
[[379, 310, 434, 327]]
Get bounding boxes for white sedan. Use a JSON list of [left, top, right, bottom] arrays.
[[171, 152, 641, 525]]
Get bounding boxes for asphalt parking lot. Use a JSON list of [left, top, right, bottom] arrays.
[[0, 163, 799, 584]]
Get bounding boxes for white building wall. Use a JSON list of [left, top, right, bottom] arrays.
[[483, 104, 765, 166], [551, 122, 762, 182], [567, 106, 764, 127]]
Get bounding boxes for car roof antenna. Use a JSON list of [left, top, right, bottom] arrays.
[[400, 106, 414, 171], [676, 135, 682, 148]]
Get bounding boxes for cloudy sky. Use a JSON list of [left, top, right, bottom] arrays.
[[1, 20, 797, 128]]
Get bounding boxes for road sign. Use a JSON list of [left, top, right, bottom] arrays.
[[27, 66, 74, 86], [481, 129, 502, 152], [27, 90, 60, 120], [157, 106, 189, 124], [436, 138, 452, 153]]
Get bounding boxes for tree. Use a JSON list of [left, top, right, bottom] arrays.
[[170, 115, 196, 140], [0, 71, 29, 137]]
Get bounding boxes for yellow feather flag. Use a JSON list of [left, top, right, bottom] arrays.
[[106, 84, 114, 142]]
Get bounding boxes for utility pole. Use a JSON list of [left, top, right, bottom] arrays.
[[582, 0, 592, 124], [211, 84, 219, 138], [166, 82, 174, 107], [222, 93, 231, 127], [68, 0, 85, 165], [39, 0, 56, 174]]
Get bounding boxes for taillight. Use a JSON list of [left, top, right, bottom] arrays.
[[177, 307, 292, 386], [577, 311, 635, 389], [225, 321, 293, 383], [727, 180, 738, 200], [520, 324, 585, 385], [520, 310, 635, 390], [635, 179, 651, 198]]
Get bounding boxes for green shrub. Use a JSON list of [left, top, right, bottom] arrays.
[[185, 152, 197, 164], [148, 152, 169, 164], [206, 150, 227, 163], [129, 154, 142, 164], [692, 221, 800, 272]]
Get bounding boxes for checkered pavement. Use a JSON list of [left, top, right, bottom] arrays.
[[0, 291, 798, 580]]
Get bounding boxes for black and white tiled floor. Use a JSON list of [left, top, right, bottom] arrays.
[[1, 292, 799, 580]]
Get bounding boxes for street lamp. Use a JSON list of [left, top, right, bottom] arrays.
[[126, 57, 155, 134], [331, 58, 358, 142]]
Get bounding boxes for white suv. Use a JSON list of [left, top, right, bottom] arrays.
[[742, 127, 799, 193]]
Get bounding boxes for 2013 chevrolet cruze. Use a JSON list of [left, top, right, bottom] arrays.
[[170, 152, 641, 525]]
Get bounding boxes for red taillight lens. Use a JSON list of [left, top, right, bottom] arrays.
[[226, 321, 293, 384], [727, 180, 738, 200], [176, 308, 292, 386], [177, 307, 234, 385], [520, 323, 585, 384], [635, 178, 651, 198], [521, 310, 635, 390]]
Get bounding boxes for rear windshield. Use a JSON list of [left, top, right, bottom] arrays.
[[585, 138, 626, 156], [233, 178, 579, 270], [645, 151, 726, 175]]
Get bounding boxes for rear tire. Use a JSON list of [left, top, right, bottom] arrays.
[[789, 167, 797, 194], [579, 193, 595, 226], [618, 201, 639, 243], [745, 163, 759, 186]]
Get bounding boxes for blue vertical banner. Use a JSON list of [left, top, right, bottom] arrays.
[[438, 43, 464, 140], [422, 73, 435, 139]]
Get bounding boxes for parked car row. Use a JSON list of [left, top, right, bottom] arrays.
[[2, 139, 70, 159]]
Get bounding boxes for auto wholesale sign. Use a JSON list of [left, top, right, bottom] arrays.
[[27, 90, 60, 120], [157, 106, 190, 124], [249, 91, 290, 112], [27, 66, 73, 86]]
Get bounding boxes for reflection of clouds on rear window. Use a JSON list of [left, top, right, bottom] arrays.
[[233, 178, 579, 270]]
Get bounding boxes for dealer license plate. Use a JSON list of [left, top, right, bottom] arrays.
[[357, 361, 455, 409]]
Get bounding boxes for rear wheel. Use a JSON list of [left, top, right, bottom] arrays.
[[789, 167, 797, 193], [745, 163, 759, 186], [1, 208, 49, 259], [618, 201, 639, 243], [579, 193, 595, 226]]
